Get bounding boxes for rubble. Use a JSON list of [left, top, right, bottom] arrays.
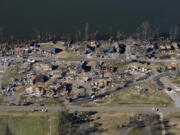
[[0, 39, 179, 103]]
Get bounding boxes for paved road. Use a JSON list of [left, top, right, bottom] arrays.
[[145, 59, 180, 64], [0, 56, 123, 61], [1, 105, 180, 113]]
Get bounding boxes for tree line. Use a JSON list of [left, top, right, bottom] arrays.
[[0, 22, 179, 45]]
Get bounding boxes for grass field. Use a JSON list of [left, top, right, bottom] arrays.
[[87, 81, 174, 107], [0, 112, 59, 135], [19, 96, 64, 106], [0, 96, 6, 105], [92, 112, 179, 135], [103, 90, 173, 107], [91, 112, 161, 135], [0, 116, 48, 135], [92, 112, 135, 135]]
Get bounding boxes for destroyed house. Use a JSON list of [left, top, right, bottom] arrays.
[[100, 48, 116, 53], [34, 74, 48, 83], [100, 66, 117, 72], [42, 47, 62, 54], [35, 63, 53, 71]]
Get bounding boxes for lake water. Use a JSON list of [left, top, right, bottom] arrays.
[[0, 0, 180, 38]]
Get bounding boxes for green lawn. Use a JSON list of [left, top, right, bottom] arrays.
[[87, 81, 174, 107], [98, 90, 174, 107], [0, 116, 49, 135], [20, 96, 64, 106], [0, 112, 60, 135]]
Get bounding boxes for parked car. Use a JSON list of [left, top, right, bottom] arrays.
[[8, 103, 17, 106], [152, 107, 159, 112], [22, 102, 33, 106], [32, 109, 39, 112], [35, 104, 44, 107], [91, 94, 96, 99], [41, 109, 48, 112]]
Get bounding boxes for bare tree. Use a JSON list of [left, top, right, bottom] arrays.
[[66, 33, 71, 42], [85, 23, 89, 41], [154, 28, 159, 38], [0, 27, 4, 41], [60, 34, 66, 41], [34, 30, 41, 41], [76, 30, 82, 41], [174, 26, 179, 40], [151, 28, 159, 39], [52, 33, 56, 41], [10, 35, 14, 45], [93, 31, 98, 40], [138, 21, 151, 40], [169, 26, 179, 40], [48, 32, 53, 41], [169, 26, 174, 40], [116, 32, 122, 41]]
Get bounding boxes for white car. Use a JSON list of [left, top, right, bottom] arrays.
[[156, 108, 159, 112], [91, 95, 95, 99], [27, 59, 36, 63], [152, 107, 159, 112], [41, 109, 48, 112], [152, 107, 155, 111]]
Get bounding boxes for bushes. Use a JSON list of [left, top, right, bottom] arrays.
[[57, 111, 100, 135]]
